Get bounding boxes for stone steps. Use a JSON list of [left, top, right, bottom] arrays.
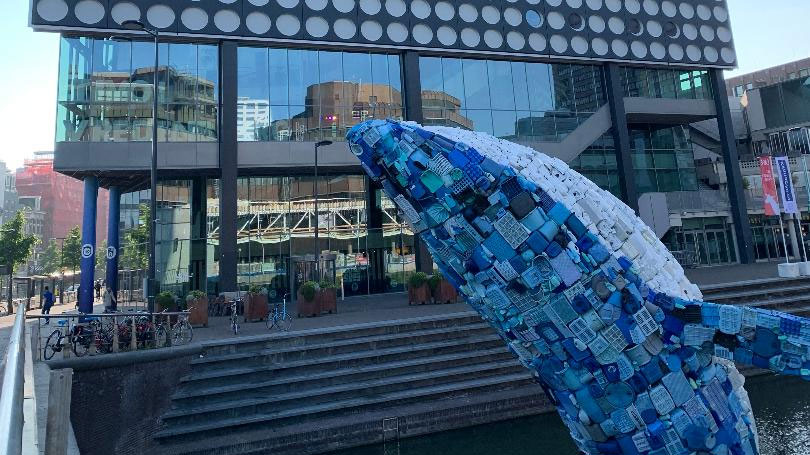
[[158, 385, 549, 455], [155, 312, 540, 455], [163, 360, 528, 426], [173, 347, 514, 401], [187, 322, 496, 373], [179, 333, 505, 390]]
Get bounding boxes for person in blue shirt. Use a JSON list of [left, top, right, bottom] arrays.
[[42, 286, 54, 324]]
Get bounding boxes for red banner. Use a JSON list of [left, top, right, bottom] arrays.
[[759, 156, 780, 216]]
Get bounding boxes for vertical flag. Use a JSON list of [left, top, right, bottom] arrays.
[[775, 156, 799, 214], [759, 156, 780, 216]]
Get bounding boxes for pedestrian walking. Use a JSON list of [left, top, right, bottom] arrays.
[[95, 280, 102, 300], [42, 286, 54, 324]]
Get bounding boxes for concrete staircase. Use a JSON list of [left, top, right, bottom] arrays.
[[701, 275, 810, 314], [154, 312, 549, 455]]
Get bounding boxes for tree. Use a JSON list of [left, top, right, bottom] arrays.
[[121, 204, 149, 271], [39, 238, 62, 275], [62, 226, 82, 287], [0, 212, 37, 312], [96, 239, 107, 273]]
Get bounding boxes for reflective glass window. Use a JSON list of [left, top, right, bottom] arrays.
[[488, 60, 515, 110], [239, 47, 402, 142], [56, 36, 218, 143], [419, 56, 603, 142]]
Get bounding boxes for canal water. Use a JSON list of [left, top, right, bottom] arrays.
[[336, 374, 810, 455]]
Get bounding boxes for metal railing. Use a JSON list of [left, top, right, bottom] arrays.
[[0, 304, 26, 455], [665, 190, 731, 213], [29, 310, 194, 362]]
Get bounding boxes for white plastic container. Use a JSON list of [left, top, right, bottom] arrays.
[[799, 261, 810, 276]]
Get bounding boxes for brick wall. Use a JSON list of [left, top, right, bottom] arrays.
[[68, 355, 192, 455]]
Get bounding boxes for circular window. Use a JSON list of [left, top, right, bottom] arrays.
[[664, 21, 679, 38], [568, 13, 584, 31], [627, 18, 643, 36], [526, 10, 543, 28]]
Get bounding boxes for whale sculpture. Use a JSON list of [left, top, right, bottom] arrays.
[[347, 119, 810, 455]]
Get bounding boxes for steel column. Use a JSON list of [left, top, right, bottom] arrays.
[[710, 69, 754, 263], [401, 51, 432, 273], [604, 63, 639, 214], [219, 41, 239, 292], [78, 177, 98, 313], [105, 186, 120, 310]]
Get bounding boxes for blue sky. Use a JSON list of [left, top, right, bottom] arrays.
[[1, 0, 808, 170]]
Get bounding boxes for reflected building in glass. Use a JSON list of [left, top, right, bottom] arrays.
[[32, 0, 753, 299]]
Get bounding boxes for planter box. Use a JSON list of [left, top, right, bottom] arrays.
[[244, 293, 268, 322], [433, 280, 458, 304], [187, 297, 208, 327], [297, 290, 320, 317], [408, 284, 431, 305], [319, 288, 337, 314]]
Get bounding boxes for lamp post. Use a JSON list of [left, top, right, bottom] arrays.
[[313, 140, 332, 280], [122, 20, 159, 312]]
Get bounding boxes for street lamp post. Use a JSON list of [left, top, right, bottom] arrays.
[[313, 140, 332, 280], [122, 20, 159, 312]]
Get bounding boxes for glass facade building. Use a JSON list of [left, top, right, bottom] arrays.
[[236, 47, 403, 142], [418, 57, 605, 142], [57, 37, 219, 143], [48, 21, 753, 299]]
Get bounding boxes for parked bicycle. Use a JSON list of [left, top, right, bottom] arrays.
[[230, 298, 240, 335], [43, 318, 96, 360], [172, 308, 194, 345], [266, 293, 293, 332]]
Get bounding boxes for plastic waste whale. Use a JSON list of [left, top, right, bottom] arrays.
[[346, 119, 810, 455]]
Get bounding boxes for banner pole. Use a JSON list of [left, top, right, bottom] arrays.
[[779, 214, 791, 263]]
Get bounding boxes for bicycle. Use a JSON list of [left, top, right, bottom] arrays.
[[266, 293, 293, 332], [172, 308, 194, 345], [230, 298, 240, 335], [43, 318, 95, 360]]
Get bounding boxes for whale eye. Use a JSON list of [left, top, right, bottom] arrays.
[[350, 144, 364, 156]]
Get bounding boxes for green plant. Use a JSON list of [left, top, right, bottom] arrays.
[[186, 290, 206, 301], [248, 284, 264, 294], [300, 281, 319, 302], [319, 280, 336, 290], [409, 272, 428, 289], [428, 275, 442, 292], [156, 291, 176, 310], [0, 212, 38, 311]]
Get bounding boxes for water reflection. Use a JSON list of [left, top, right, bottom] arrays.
[[334, 375, 810, 455]]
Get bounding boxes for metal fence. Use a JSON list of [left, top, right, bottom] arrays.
[[0, 305, 25, 454], [29, 311, 194, 362]]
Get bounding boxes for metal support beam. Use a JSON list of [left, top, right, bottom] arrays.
[[401, 51, 432, 273], [78, 177, 98, 313], [190, 176, 207, 292], [710, 69, 754, 263], [604, 63, 639, 214], [105, 186, 120, 311], [219, 41, 239, 292], [402, 51, 423, 124]]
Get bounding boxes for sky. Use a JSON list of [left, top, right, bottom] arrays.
[[0, 0, 809, 170]]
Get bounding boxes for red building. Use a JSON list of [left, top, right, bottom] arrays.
[[15, 154, 108, 244]]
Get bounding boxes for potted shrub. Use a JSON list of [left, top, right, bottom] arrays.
[[408, 272, 431, 305], [156, 291, 176, 313], [430, 275, 458, 304], [185, 290, 209, 327], [319, 280, 338, 314], [244, 284, 268, 322], [297, 281, 320, 317]]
